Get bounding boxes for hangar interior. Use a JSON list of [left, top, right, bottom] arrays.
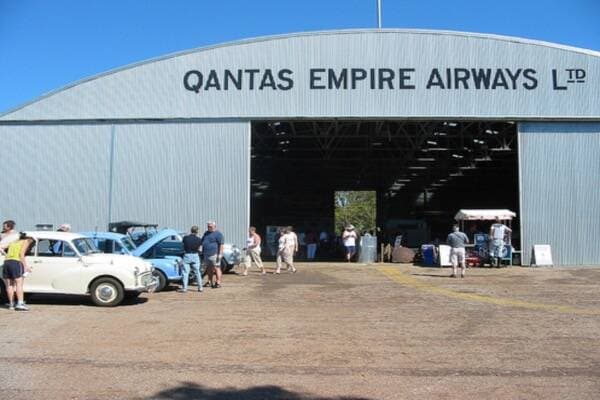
[[251, 120, 519, 248]]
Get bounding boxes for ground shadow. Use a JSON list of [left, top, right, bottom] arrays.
[[24, 293, 148, 307], [410, 273, 452, 279], [147, 382, 373, 400]]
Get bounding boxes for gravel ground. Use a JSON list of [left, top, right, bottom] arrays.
[[1, 262, 599, 399]]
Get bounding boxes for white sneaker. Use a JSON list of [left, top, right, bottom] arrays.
[[15, 303, 29, 311], [6, 303, 15, 310]]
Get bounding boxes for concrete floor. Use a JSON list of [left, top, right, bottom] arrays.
[[1, 262, 599, 399]]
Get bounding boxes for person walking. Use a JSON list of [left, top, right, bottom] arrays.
[[2, 232, 34, 311], [489, 218, 512, 267], [342, 224, 359, 262], [180, 225, 203, 293], [242, 226, 265, 276], [201, 221, 225, 288], [447, 224, 469, 278], [275, 226, 297, 274]]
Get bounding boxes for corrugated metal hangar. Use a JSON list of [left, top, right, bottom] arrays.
[[1, 30, 599, 266]]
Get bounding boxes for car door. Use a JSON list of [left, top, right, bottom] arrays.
[[24, 239, 84, 294]]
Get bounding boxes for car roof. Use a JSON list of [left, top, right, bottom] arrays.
[[81, 231, 128, 241], [24, 231, 86, 241]]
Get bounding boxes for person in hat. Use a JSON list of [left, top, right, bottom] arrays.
[[342, 224, 359, 262], [52, 223, 72, 255]]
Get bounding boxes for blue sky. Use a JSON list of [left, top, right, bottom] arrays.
[[1, 0, 599, 113]]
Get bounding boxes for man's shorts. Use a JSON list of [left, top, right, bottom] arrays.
[[491, 239, 505, 258], [450, 247, 466, 265], [345, 245, 356, 254], [2, 260, 24, 280], [204, 254, 220, 268]]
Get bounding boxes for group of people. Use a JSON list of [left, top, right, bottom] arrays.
[[445, 217, 512, 278], [179, 221, 225, 292], [178, 223, 302, 292]]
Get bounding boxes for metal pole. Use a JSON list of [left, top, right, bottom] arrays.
[[376, 0, 382, 29]]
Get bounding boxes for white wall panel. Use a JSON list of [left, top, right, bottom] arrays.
[[0, 125, 112, 231], [519, 122, 600, 266], [110, 121, 249, 247]]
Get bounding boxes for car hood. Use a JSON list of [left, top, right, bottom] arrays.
[[82, 253, 153, 273], [132, 229, 181, 257]]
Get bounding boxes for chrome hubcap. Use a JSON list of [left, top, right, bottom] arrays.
[[96, 284, 117, 302]]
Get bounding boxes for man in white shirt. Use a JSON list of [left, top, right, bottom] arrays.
[[342, 224, 359, 262], [489, 218, 512, 267], [275, 227, 297, 274]]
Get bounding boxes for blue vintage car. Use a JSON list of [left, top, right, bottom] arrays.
[[82, 230, 183, 292]]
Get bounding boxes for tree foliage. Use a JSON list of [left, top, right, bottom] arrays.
[[334, 191, 376, 234]]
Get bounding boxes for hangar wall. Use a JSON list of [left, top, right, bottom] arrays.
[[0, 121, 250, 247], [0, 124, 112, 230], [519, 122, 600, 265]]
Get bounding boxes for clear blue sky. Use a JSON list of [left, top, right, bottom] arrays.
[[1, 0, 599, 113]]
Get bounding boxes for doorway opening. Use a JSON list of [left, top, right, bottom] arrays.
[[251, 120, 519, 259]]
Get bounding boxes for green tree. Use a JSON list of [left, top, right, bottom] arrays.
[[334, 191, 376, 234]]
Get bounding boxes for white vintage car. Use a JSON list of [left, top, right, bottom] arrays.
[[0, 231, 157, 307]]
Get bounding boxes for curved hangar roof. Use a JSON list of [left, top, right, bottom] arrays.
[[2, 29, 600, 121]]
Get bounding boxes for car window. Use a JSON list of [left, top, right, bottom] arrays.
[[35, 239, 77, 257], [72, 238, 99, 255]]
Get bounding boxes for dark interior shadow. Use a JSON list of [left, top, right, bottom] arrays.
[[24, 293, 148, 307], [148, 382, 374, 400]]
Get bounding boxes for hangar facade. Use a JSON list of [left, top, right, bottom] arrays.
[[1, 29, 599, 266]]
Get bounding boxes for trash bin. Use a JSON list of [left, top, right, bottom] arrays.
[[421, 244, 436, 266], [358, 234, 377, 264]]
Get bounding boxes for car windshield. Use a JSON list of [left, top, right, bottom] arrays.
[[120, 237, 136, 252], [72, 238, 100, 255]]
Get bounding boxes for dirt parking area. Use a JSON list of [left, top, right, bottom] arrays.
[[1, 262, 600, 400]]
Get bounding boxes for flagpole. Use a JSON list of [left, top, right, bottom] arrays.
[[376, 0, 382, 29]]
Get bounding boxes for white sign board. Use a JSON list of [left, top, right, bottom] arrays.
[[531, 244, 553, 267], [438, 245, 452, 266]]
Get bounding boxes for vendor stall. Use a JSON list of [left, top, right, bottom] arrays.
[[454, 209, 517, 267]]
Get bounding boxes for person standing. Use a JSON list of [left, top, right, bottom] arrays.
[[0, 220, 17, 255], [201, 221, 225, 288], [52, 223, 71, 254], [305, 230, 318, 261], [242, 226, 265, 276], [180, 225, 203, 293], [342, 225, 359, 262], [447, 225, 469, 278], [275, 226, 297, 274], [489, 218, 512, 267], [2, 232, 34, 311]]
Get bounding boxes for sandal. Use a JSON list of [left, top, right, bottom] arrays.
[[213, 283, 221, 288]]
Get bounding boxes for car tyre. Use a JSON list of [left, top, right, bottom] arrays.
[[221, 258, 234, 273], [153, 270, 168, 292], [90, 277, 124, 307]]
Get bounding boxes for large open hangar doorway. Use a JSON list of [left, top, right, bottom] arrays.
[[251, 120, 519, 255]]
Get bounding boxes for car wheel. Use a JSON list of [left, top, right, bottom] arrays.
[[221, 258, 234, 273], [90, 277, 124, 307], [153, 270, 168, 292]]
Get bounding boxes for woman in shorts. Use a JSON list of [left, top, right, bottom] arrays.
[[2, 232, 34, 311]]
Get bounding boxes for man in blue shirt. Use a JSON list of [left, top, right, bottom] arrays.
[[179, 225, 203, 293], [201, 221, 224, 288]]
